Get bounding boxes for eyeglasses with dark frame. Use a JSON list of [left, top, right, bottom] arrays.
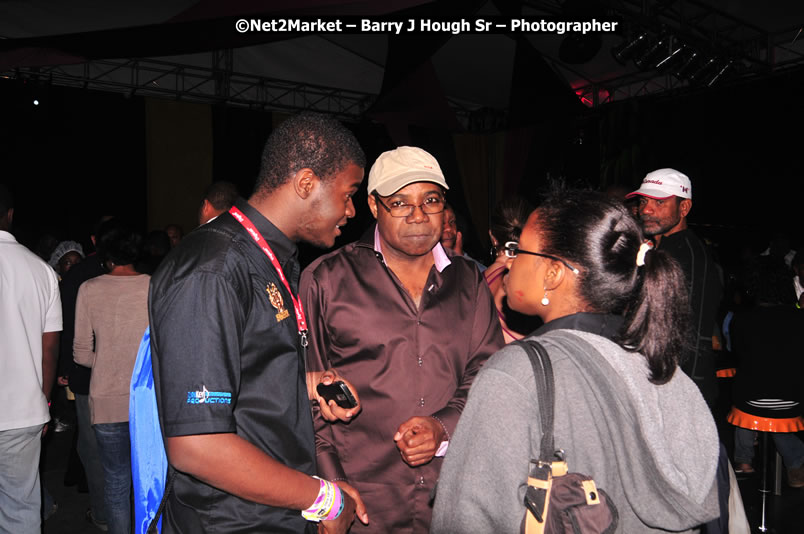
[[372, 192, 446, 218], [503, 241, 580, 274]]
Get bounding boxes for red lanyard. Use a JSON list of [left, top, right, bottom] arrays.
[[229, 206, 308, 346]]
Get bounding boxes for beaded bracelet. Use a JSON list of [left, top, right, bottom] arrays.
[[301, 477, 344, 522]]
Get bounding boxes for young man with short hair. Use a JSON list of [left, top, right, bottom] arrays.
[[149, 113, 368, 534]]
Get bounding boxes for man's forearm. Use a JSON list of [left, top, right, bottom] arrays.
[[166, 433, 320, 510], [41, 331, 60, 402], [312, 402, 349, 481]]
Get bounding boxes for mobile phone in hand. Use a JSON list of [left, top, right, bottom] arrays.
[[316, 381, 358, 409]]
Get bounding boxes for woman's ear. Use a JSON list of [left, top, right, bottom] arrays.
[[542, 260, 568, 291]]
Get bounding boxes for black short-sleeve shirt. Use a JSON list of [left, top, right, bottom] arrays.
[[658, 228, 722, 405], [149, 199, 316, 534]]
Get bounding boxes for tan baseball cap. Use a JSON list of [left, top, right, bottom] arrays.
[[367, 146, 449, 196]]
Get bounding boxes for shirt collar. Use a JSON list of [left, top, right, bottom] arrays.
[[372, 224, 451, 273], [0, 230, 17, 243], [235, 198, 297, 266], [534, 312, 623, 342]]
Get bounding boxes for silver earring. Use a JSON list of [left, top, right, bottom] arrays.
[[541, 292, 550, 306]]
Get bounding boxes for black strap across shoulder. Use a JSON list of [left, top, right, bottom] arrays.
[[516, 338, 620, 534], [514, 339, 556, 463]]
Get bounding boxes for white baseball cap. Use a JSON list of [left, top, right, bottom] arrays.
[[367, 146, 449, 196], [626, 168, 692, 200]]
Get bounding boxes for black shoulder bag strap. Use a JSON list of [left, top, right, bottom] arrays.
[[515, 339, 559, 526], [517, 337, 619, 534], [514, 339, 556, 462]]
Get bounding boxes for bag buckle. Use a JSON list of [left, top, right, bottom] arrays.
[[524, 486, 545, 523]]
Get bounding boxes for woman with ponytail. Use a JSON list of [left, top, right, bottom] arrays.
[[433, 190, 720, 533]]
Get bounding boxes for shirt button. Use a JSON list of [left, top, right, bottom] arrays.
[[419, 476, 425, 485], [417, 320, 422, 325], [417, 357, 423, 367], [419, 398, 425, 407]]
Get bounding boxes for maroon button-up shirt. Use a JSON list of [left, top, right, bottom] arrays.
[[301, 225, 504, 533]]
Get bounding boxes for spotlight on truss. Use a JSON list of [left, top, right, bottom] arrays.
[[689, 57, 718, 84], [672, 50, 701, 80], [706, 60, 736, 87], [611, 32, 650, 65], [634, 35, 671, 70], [655, 45, 691, 71]]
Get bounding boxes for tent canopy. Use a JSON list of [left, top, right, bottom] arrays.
[[3, 0, 803, 128]]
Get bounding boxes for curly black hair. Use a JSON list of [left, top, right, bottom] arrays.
[[97, 219, 143, 267], [203, 181, 239, 211], [254, 112, 366, 195]]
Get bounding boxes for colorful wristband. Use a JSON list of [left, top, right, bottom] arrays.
[[324, 484, 344, 521], [301, 477, 344, 522]]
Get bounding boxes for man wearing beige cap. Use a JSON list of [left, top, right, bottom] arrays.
[[627, 168, 722, 407], [301, 146, 503, 533]]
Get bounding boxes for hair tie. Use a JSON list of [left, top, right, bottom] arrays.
[[636, 241, 653, 267]]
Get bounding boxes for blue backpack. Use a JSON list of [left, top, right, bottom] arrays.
[[129, 326, 173, 534]]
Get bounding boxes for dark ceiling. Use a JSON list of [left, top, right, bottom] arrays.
[[2, 0, 802, 129]]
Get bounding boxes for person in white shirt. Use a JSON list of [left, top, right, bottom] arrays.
[[0, 184, 62, 534]]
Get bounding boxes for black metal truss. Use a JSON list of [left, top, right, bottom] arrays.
[[2, 55, 497, 130], [526, 0, 804, 106], [2, 55, 376, 121]]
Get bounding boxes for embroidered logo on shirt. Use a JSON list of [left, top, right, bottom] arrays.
[[266, 283, 290, 322], [186, 385, 232, 404]]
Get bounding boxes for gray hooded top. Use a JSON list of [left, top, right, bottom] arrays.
[[431, 328, 720, 533]]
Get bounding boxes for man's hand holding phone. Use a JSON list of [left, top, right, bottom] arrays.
[[307, 370, 361, 422]]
